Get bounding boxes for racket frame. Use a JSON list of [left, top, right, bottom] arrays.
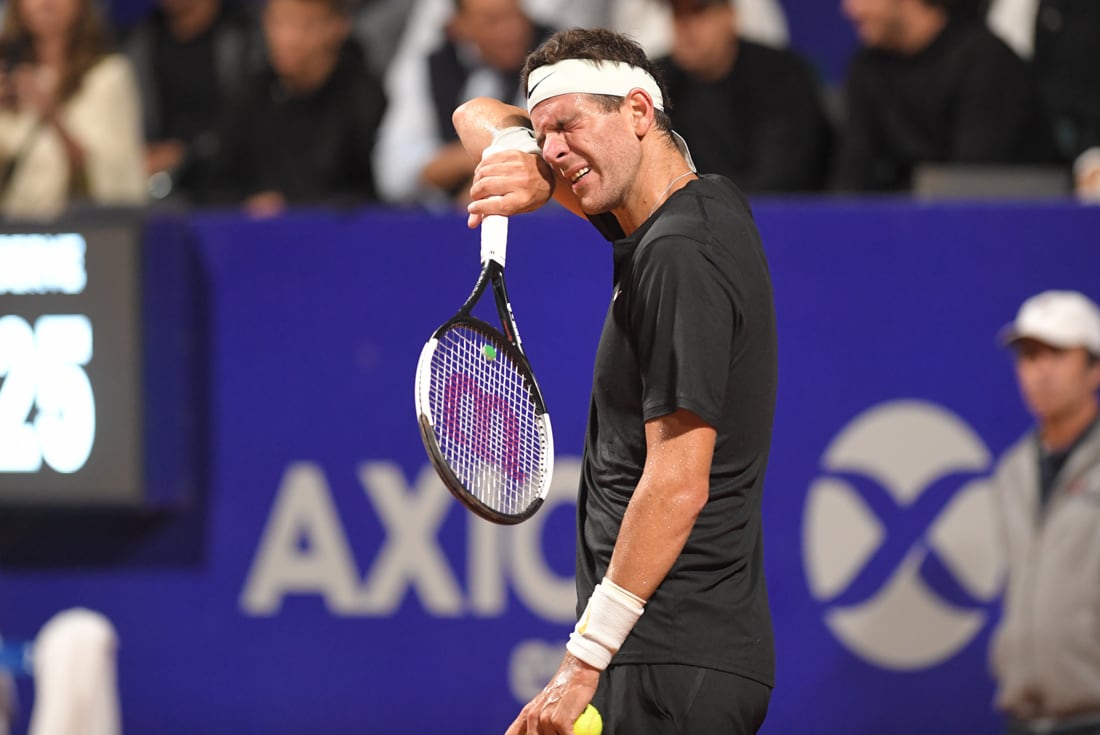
[[415, 219, 554, 524]]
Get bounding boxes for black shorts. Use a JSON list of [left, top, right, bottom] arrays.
[[592, 663, 771, 735]]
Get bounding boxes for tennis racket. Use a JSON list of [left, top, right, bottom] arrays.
[[414, 211, 554, 524]]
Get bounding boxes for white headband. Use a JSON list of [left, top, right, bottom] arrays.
[[524, 58, 697, 172], [526, 59, 666, 112]]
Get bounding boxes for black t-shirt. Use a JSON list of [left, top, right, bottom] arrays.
[[833, 18, 1055, 191], [577, 174, 777, 687], [657, 40, 833, 193]]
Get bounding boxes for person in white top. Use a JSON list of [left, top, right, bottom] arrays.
[[1, 608, 121, 735], [0, 0, 145, 220], [374, 0, 551, 204], [990, 291, 1100, 735], [375, 0, 787, 205], [611, 0, 789, 58]]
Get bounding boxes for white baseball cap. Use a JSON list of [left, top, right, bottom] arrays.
[[999, 290, 1100, 355]]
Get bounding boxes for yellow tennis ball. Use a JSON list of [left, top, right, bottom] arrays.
[[573, 704, 602, 735]]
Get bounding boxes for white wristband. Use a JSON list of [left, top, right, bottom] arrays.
[[487, 126, 541, 158], [566, 579, 645, 670]]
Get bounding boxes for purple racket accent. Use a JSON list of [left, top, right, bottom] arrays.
[[441, 372, 525, 484]]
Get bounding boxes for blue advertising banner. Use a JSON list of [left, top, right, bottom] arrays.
[[1, 200, 1098, 734]]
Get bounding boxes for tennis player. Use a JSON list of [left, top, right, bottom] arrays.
[[453, 27, 777, 735]]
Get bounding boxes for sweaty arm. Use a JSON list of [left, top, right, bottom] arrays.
[[605, 409, 715, 599], [504, 408, 715, 735], [451, 96, 584, 225]]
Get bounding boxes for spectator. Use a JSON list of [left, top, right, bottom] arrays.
[[205, 0, 387, 216], [1, 608, 121, 735], [122, 0, 264, 204], [0, 0, 145, 220], [987, 0, 1100, 201], [373, 0, 553, 205], [990, 290, 1100, 735], [613, 0, 791, 58], [656, 0, 832, 193], [832, 0, 1054, 192]]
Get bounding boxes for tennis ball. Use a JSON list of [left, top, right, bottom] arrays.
[[573, 704, 602, 735], [482, 344, 497, 361]]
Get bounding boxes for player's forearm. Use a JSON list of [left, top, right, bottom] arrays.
[[452, 97, 533, 162], [565, 440, 710, 671], [605, 471, 707, 600]]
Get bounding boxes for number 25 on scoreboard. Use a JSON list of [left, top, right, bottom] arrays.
[[0, 314, 96, 474]]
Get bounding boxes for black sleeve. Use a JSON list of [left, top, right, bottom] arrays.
[[628, 237, 733, 428]]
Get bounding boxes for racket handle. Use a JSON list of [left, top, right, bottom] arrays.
[[481, 214, 508, 267]]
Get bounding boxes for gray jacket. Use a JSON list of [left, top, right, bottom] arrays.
[[990, 422, 1100, 718]]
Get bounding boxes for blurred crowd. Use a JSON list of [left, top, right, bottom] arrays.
[[0, 0, 1095, 221]]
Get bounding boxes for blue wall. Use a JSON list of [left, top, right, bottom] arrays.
[[1, 199, 1098, 734]]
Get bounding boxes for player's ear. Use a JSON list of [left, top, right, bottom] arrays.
[[624, 88, 655, 138]]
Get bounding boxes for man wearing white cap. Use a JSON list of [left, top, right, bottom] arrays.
[[453, 27, 776, 735], [990, 290, 1100, 735]]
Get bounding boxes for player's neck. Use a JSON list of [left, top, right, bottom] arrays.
[[616, 153, 696, 235]]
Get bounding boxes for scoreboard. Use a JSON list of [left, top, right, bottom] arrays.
[[0, 222, 144, 506]]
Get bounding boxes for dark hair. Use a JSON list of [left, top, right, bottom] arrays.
[[0, 0, 111, 102], [521, 28, 674, 134]]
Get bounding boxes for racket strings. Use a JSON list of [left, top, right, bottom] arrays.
[[428, 325, 547, 515]]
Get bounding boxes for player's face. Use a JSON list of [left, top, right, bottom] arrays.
[[671, 2, 737, 78], [1014, 340, 1100, 426], [841, 0, 905, 49], [532, 93, 642, 216], [263, 0, 348, 84]]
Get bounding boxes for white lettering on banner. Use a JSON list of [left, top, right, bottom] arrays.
[[356, 461, 464, 615], [240, 463, 364, 614], [240, 459, 580, 621], [803, 400, 1004, 671], [0, 233, 87, 295], [0, 315, 96, 473]]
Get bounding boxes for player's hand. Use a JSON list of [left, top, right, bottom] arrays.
[[466, 148, 554, 229], [504, 652, 599, 735]]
